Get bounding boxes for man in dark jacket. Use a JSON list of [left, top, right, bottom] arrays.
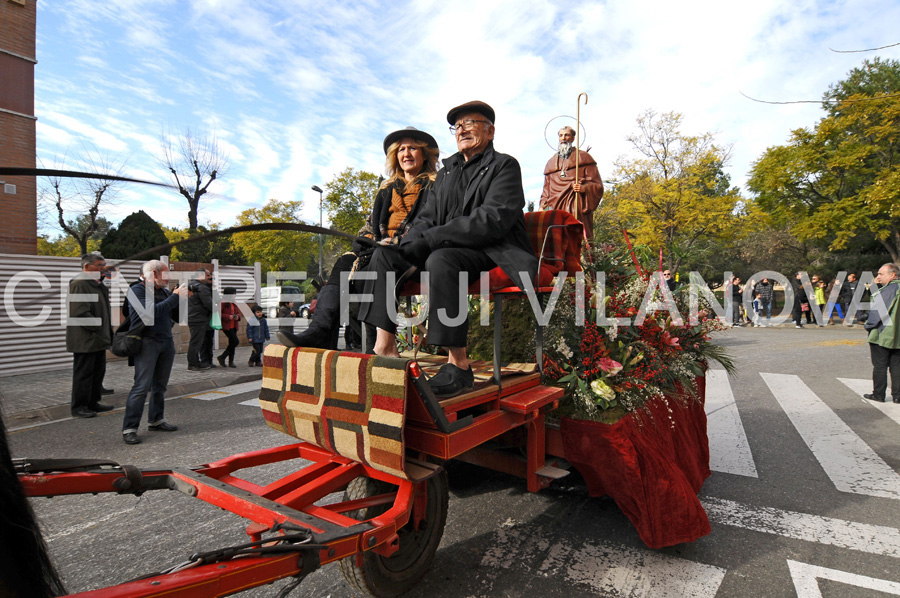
[[66, 252, 114, 418], [187, 268, 214, 370], [121, 260, 189, 444], [359, 100, 538, 398]]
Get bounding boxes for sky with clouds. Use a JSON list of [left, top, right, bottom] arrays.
[[34, 0, 900, 236]]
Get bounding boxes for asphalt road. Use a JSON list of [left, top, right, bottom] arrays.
[[9, 324, 900, 597]]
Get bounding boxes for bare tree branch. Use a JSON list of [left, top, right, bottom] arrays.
[[160, 128, 227, 230], [39, 147, 124, 254]]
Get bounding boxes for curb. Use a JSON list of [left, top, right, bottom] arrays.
[[7, 372, 263, 430]]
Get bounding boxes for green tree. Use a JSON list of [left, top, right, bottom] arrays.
[[599, 110, 745, 272], [748, 58, 900, 263], [321, 168, 380, 257], [163, 225, 246, 265], [231, 199, 316, 273], [100, 210, 169, 259], [68, 215, 112, 241], [37, 235, 100, 257]]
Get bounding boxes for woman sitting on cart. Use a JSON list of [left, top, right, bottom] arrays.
[[278, 126, 439, 350]]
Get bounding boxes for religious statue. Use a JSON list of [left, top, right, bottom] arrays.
[[540, 125, 604, 241]]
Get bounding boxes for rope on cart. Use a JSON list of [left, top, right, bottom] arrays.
[[127, 523, 325, 584]]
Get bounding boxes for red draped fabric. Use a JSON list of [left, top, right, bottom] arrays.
[[559, 377, 711, 548]]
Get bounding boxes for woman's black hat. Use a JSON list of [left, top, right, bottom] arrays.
[[382, 126, 438, 155]]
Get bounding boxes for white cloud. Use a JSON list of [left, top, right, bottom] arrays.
[[33, 0, 900, 237]]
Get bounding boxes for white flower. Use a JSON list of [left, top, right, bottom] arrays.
[[590, 379, 616, 400]]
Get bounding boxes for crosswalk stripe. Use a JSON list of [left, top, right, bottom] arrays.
[[838, 377, 900, 427], [539, 538, 726, 596], [761, 373, 900, 500], [705, 369, 757, 478], [184, 390, 229, 401], [184, 381, 262, 401], [788, 560, 900, 597], [703, 497, 900, 558], [481, 524, 726, 596]]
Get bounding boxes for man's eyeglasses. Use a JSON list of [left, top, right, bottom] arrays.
[[449, 119, 490, 134]]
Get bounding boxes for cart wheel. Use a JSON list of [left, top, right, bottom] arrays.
[[339, 470, 448, 597]]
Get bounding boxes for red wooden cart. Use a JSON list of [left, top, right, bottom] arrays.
[[17, 346, 571, 597], [15, 211, 711, 596]]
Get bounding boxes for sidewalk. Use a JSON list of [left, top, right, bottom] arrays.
[[1, 345, 263, 430]]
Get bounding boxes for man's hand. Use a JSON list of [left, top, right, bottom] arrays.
[[174, 283, 189, 297], [399, 237, 431, 268], [572, 181, 584, 193]]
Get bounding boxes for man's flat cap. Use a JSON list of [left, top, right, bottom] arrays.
[[446, 101, 495, 126], [383, 126, 439, 155]]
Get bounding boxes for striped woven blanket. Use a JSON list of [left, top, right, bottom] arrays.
[[259, 345, 410, 479]]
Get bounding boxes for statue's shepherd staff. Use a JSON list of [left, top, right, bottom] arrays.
[[575, 93, 589, 234]]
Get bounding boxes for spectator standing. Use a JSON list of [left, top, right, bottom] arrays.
[[247, 305, 269, 367], [863, 263, 900, 403], [216, 287, 241, 368], [66, 252, 114, 418], [728, 276, 744, 326], [844, 273, 860, 324], [121, 260, 188, 444], [792, 272, 810, 328], [753, 277, 775, 326], [814, 279, 827, 326], [826, 277, 843, 325], [276, 301, 298, 319], [187, 268, 214, 370]]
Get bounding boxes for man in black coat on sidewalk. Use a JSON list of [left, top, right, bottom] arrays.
[[66, 252, 115, 418], [359, 100, 538, 398], [187, 268, 214, 370]]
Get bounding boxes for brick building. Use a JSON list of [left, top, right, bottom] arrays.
[[0, 0, 37, 254]]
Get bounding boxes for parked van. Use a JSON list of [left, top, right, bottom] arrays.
[[260, 285, 304, 318]]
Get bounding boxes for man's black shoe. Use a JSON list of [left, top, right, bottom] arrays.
[[71, 407, 96, 418], [123, 432, 141, 445], [206, 362, 218, 368], [149, 422, 178, 432], [217, 355, 227, 367], [894, 397, 900, 404], [90, 403, 114, 413], [187, 365, 210, 371], [101, 386, 114, 395], [863, 393, 886, 402], [428, 363, 475, 398]]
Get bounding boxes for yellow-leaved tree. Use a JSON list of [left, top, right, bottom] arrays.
[[230, 199, 316, 273], [600, 110, 744, 272], [749, 58, 900, 263]]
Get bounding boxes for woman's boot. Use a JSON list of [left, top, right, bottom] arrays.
[[277, 284, 340, 349]]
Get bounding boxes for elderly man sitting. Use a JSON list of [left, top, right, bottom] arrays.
[[359, 101, 538, 398]]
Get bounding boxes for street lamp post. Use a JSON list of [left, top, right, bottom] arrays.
[[311, 185, 324, 279]]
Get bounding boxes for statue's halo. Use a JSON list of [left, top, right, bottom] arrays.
[[544, 116, 587, 151]]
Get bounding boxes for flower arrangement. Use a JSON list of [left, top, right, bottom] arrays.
[[542, 243, 734, 423]]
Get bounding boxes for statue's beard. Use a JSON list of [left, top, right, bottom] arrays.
[[558, 141, 573, 159]]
